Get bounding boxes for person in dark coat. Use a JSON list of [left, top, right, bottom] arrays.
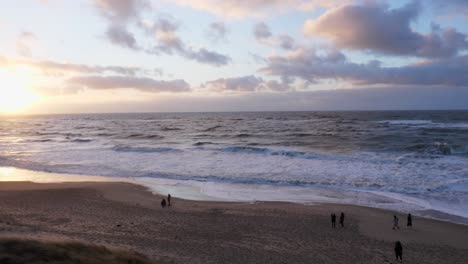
[[331, 213, 336, 228], [394, 241, 403, 262], [167, 194, 172, 206], [161, 199, 167, 208], [339, 212, 345, 227], [407, 213, 412, 227]]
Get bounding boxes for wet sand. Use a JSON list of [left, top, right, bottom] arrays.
[[0, 181, 467, 263]]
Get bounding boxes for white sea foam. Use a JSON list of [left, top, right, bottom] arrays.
[[379, 119, 468, 129]]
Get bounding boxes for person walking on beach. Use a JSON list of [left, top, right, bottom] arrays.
[[331, 213, 336, 228], [393, 215, 400, 230], [407, 213, 412, 227], [339, 212, 345, 227], [161, 199, 167, 208], [167, 194, 171, 206], [394, 241, 403, 262]]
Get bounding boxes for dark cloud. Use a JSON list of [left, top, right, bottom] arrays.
[[278, 35, 295, 50], [93, 0, 149, 51], [203, 75, 291, 92], [253, 22, 295, 50], [304, 1, 468, 58], [145, 17, 231, 66], [105, 25, 139, 50], [206, 22, 228, 43], [185, 48, 231, 66], [254, 22, 272, 40], [93, 1, 230, 66], [260, 48, 468, 86], [67, 75, 190, 93]]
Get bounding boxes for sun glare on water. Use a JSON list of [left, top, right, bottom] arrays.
[[0, 67, 40, 114]]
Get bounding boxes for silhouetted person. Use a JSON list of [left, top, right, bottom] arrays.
[[407, 213, 412, 227], [339, 212, 345, 227], [393, 215, 400, 230], [167, 194, 172, 206], [394, 241, 403, 262], [161, 199, 167, 208], [331, 213, 336, 228]]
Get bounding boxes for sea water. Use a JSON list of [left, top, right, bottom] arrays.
[[0, 111, 467, 222]]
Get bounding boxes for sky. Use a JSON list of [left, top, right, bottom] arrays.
[[0, 0, 467, 114]]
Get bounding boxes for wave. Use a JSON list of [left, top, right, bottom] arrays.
[[71, 139, 92, 143], [379, 120, 468, 129], [124, 134, 164, 140], [235, 133, 251, 137], [221, 146, 318, 159], [112, 146, 182, 153], [404, 142, 468, 156], [202, 125, 222, 132], [27, 139, 54, 142], [193, 142, 216, 146], [379, 120, 433, 125], [160, 127, 182, 131]]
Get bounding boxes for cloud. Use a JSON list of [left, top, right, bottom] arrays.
[[92, 1, 230, 66], [16, 31, 37, 57], [431, 0, 468, 20], [203, 75, 291, 92], [105, 25, 139, 50], [170, 0, 352, 19], [94, 0, 149, 23], [93, 0, 148, 50], [67, 75, 190, 93], [254, 22, 272, 40], [145, 17, 231, 66], [33, 60, 143, 76], [304, 1, 468, 58], [260, 48, 468, 86], [253, 22, 296, 50], [206, 22, 228, 43], [1, 55, 163, 77]]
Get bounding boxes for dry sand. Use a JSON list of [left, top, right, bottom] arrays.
[[0, 181, 467, 264]]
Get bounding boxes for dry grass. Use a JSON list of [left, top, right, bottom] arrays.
[[0, 238, 154, 264]]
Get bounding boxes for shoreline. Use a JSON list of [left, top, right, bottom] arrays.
[[1, 166, 467, 226], [0, 180, 467, 263]]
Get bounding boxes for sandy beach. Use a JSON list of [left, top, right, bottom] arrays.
[[0, 181, 466, 263]]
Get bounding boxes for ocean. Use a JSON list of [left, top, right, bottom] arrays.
[[1, 111, 467, 222]]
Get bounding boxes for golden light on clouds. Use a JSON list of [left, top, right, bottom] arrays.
[[0, 66, 41, 113]]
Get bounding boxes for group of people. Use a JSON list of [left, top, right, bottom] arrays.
[[393, 213, 412, 230], [330, 212, 345, 228], [330, 211, 413, 262], [161, 194, 172, 208]]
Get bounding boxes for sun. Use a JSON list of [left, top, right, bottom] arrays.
[[0, 67, 40, 113]]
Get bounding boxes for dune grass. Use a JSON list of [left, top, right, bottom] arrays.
[[0, 238, 154, 264]]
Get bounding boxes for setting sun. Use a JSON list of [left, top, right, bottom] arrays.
[[0, 67, 40, 113]]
